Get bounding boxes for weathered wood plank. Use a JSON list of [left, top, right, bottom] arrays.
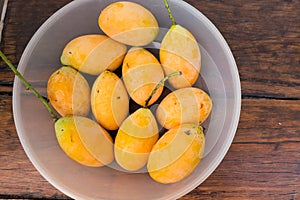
[[235, 99, 300, 143], [181, 142, 300, 200], [0, 94, 68, 199], [0, 0, 72, 90]]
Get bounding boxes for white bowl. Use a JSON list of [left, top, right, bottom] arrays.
[[13, 0, 241, 199]]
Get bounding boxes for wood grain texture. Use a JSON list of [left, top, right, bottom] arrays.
[[0, 0, 299, 200], [0, 95, 67, 199], [0, 0, 72, 92]]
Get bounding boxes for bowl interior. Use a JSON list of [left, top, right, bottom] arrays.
[[13, 0, 241, 199]]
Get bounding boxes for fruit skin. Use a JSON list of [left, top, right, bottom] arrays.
[[156, 87, 212, 130], [122, 47, 164, 106], [147, 124, 205, 184], [160, 25, 201, 89], [114, 108, 159, 171], [47, 66, 90, 117], [61, 34, 126, 75], [98, 1, 159, 46], [55, 116, 114, 167], [91, 70, 129, 130]]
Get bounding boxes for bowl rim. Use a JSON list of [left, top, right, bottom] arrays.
[[13, 0, 241, 199]]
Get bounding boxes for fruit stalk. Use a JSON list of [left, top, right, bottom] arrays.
[[144, 71, 181, 107], [163, 0, 176, 25], [0, 50, 58, 122]]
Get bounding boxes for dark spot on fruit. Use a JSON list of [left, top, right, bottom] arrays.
[[184, 130, 191, 135], [56, 71, 60, 75], [200, 104, 203, 109], [70, 133, 74, 143], [61, 128, 64, 132], [117, 96, 121, 99], [126, 62, 130, 68], [68, 52, 72, 54], [97, 90, 100, 93]]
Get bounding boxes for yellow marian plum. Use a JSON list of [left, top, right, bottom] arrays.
[[47, 66, 90, 117], [61, 34, 126, 75], [114, 108, 159, 171], [122, 47, 164, 106], [147, 124, 205, 184], [91, 70, 129, 130], [156, 87, 212, 129], [55, 116, 114, 167], [98, 1, 159, 46], [160, 25, 201, 89]]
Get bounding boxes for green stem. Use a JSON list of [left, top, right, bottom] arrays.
[[144, 71, 182, 107], [0, 50, 58, 122], [163, 0, 176, 26]]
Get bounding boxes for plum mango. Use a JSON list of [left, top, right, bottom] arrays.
[[47, 66, 90, 117], [91, 70, 129, 130], [122, 47, 164, 106], [147, 124, 205, 184], [61, 34, 126, 75], [114, 108, 159, 171], [160, 25, 201, 89], [55, 116, 114, 167], [98, 1, 159, 46], [156, 87, 212, 129]]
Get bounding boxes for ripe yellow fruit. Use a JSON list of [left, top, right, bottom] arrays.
[[61, 34, 126, 75], [47, 66, 90, 117], [114, 108, 159, 171], [55, 116, 114, 167], [156, 87, 212, 129], [160, 25, 201, 89], [91, 70, 129, 130], [147, 124, 205, 184], [98, 2, 159, 46], [122, 47, 164, 106]]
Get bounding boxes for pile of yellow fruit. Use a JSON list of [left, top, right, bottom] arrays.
[[47, 1, 212, 184]]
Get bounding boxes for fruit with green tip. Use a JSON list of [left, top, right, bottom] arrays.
[[55, 116, 114, 167], [160, 0, 201, 89], [160, 25, 201, 89]]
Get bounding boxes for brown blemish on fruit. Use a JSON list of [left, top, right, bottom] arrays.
[[184, 130, 191, 135]]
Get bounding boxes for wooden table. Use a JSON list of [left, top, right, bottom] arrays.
[[0, 0, 299, 199]]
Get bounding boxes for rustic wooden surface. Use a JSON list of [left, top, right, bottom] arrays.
[[0, 0, 299, 199]]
